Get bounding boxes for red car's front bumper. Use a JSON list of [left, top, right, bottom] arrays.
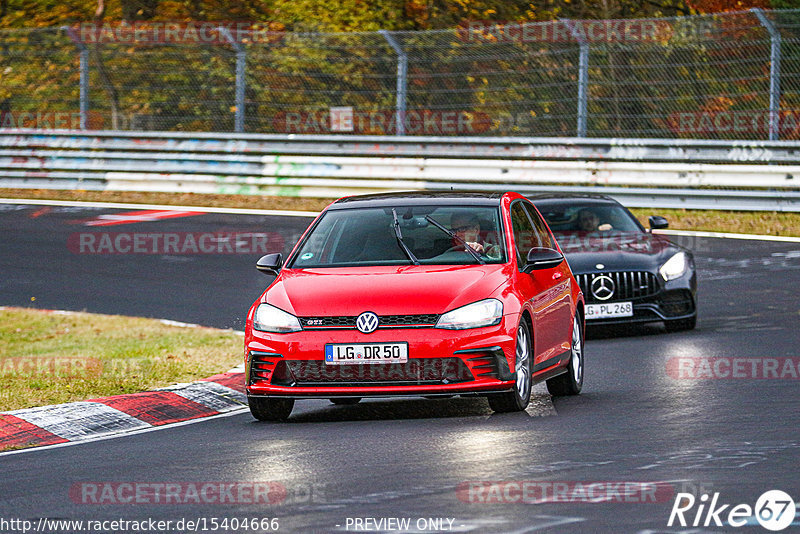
[[245, 317, 519, 398]]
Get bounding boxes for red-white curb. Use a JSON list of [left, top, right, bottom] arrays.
[[0, 372, 245, 451]]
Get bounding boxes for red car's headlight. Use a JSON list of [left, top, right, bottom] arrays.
[[435, 298, 503, 330], [253, 303, 302, 333]]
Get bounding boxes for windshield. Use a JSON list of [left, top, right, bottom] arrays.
[[535, 203, 643, 234], [289, 205, 506, 267]]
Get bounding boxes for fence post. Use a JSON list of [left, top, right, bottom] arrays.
[[564, 20, 589, 137], [220, 27, 246, 133], [752, 8, 781, 141], [62, 26, 89, 130], [379, 30, 407, 136]]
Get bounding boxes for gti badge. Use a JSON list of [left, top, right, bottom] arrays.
[[356, 312, 379, 334], [591, 275, 615, 301]]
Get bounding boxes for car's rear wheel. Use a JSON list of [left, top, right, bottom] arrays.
[[546, 313, 584, 396], [664, 315, 696, 333], [248, 396, 294, 421], [488, 321, 532, 413], [329, 397, 361, 405]]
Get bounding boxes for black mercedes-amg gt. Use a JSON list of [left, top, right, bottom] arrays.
[[531, 194, 696, 332]]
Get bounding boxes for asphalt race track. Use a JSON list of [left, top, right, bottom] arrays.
[[0, 203, 312, 330], [2, 202, 800, 533]]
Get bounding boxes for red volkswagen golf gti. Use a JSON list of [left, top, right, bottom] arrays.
[[244, 192, 585, 421]]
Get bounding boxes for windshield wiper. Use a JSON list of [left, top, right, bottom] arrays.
[[392, 209, 420, 265], [425, 215, 485, 264]]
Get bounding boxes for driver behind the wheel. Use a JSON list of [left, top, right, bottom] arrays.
[[450, 213, 500, 258], [577, 208, 613, 232]]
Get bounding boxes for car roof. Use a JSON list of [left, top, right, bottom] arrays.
[[329, 191, 505, 209], [528, 193, 621, 207]]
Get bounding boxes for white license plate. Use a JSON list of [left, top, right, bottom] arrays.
[[324, 343, 408, 365], [586, 301, 633, 319]]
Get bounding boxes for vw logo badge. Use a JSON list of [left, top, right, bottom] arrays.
[[356, 312, 379, 334], [591, 275, 615, 301]]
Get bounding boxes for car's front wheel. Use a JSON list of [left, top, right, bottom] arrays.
[[546, 313, 584, 396], [248, 396, 294, 421], [488, 321, 532, 413]]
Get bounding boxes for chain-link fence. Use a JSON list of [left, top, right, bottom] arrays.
[[1, 9, 800, 139]]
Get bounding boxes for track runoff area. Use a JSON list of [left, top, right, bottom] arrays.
[[1, 198, 799, 533]]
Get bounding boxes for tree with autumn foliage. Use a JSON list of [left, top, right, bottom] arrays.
[[1, 0, 798, 138]]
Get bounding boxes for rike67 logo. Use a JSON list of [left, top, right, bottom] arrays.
[[669, 490, 796, 531]]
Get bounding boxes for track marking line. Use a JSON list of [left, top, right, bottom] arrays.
[[0, 198, 319, 218], [655, 229, 800, 243], [5, 198, 800, 241], [80, 209, 204, 227], [28, 206, 52, 218]]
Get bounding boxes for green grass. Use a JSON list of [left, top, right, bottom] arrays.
[[0, 307, 242, 411], [629, 208, 800, 237]]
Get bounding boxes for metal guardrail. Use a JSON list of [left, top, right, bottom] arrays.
[[1, 129, 799, 211], [3, 130, 800, 163]]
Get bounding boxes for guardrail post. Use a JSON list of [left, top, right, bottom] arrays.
[[752, 8, 781, 141], [564, 20, 589, 137], [62, 26, 89, 130], [220, 27, 246, 133], [379, 30, 407, 136]]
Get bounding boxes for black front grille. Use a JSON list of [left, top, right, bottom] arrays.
[[248, 351, 283, 385], [271, 358, 473, 386], [465, 355, 500, 379], [298, 314, 439, 330], [576, 271, 660, 303]]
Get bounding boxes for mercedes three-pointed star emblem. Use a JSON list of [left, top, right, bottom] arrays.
[[591, 275, 615, 301]]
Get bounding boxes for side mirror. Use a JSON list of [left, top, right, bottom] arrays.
[[648, 216, 669, 231], [256, 253, 283, 276], [523, 247, 564, 273]]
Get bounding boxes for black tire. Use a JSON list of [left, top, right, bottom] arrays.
[[329, 397, 361, 405], [488, 320, 532, 413], [665, 315, 697, 333], [547, 313, 584, 396], [248, 396, 294, 421]]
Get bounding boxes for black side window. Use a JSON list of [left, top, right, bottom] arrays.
[[510, 202, 537, 266], [523, 203, 556, 249]]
